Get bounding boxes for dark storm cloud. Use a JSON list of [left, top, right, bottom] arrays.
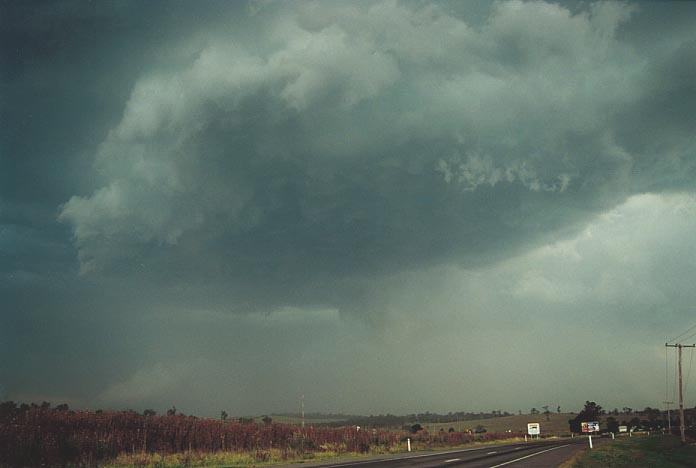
[[56, 1, 696, 315], [0, 0, 252, 406], [0, 0, 254, 206], [3, 0, 696, 415]]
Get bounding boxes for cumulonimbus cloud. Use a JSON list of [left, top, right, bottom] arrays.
[[58, 0, 696, 313]]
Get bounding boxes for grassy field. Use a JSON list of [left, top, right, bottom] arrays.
[[267, 412, 647, 436], [423, 413, 575, 435], [259, 413, 573, 434], [262, 415, 347, 425], [561, 435, 696, 467], [418, 411, 653, 435]]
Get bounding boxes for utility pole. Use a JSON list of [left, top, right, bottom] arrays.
[[662, 401, 674, 434], [665, 343, 695, 443]]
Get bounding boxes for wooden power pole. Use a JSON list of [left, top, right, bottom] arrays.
[[665, 343, 696, 443]]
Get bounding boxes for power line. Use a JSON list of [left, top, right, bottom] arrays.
[[670, 323, 696, 343], [679, 328, 696, 343], [663, 400, 674, 434], [685, 347, 694, 401], [672, 353, 679, 400], [672, 353, 679, 401], [665, 345, 670, 401], [665, 344, 674, 435]]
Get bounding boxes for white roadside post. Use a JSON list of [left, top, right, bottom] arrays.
[[407, 438, 411, 452], [581, 421, 599, 449]]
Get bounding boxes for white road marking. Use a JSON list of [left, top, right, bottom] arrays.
[[488, 444, 570, 468], [487, 451, 497, 454], [322, 442, 548, 467], [444, 458, 461, 463]]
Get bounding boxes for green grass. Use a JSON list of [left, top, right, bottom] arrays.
[[565, 435, 696, 467]]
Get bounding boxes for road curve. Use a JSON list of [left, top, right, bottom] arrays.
[[307, 439, 589, 468]]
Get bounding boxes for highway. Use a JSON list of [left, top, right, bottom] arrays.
[[307, 439, 591, 468]]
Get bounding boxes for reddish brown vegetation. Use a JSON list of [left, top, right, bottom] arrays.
[[0, 402, 524, 467]]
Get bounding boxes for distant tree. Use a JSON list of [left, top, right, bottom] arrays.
[[239, 417, 254, 424], [262, 415, 272, 425], [143, 409, 156, 417], [644, 407, 660, 423], [612, 408, 619, 416], [622, 407, 632, 415], [220, 410, 228, 421], [410, 423, 423, 433], [530, 408, 539, 415], [557, 406, 561, 414], [448, 427, 455, 432], [0, 401, 17, 420], [55, 404, 69, 412], [518, 410, 522, 415], [568, 401, 603, 433], [583, 401, 602, 419], [166, 406, 177, 416], [474, 424, 487, 433], [542, 406, 550, 421]]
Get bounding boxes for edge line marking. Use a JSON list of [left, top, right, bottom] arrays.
[[488, 444, 570, 468]]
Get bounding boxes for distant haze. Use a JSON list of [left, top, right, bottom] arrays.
[[2, 0, 696, 417]]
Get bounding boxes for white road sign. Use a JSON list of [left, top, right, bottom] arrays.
[[527, 422, 540, 435]]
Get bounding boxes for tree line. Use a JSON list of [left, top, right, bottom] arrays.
[[568, 401, 696, 434]]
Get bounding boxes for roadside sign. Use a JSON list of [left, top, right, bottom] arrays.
[[581, 422, 600, 433], [527, 422, 540, 435], [618, 425, 628, 433]]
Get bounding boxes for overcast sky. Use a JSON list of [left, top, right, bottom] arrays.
[[2, 0, 696, 417]]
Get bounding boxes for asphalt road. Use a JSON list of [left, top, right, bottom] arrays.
[[308, 439, 592, 468]]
